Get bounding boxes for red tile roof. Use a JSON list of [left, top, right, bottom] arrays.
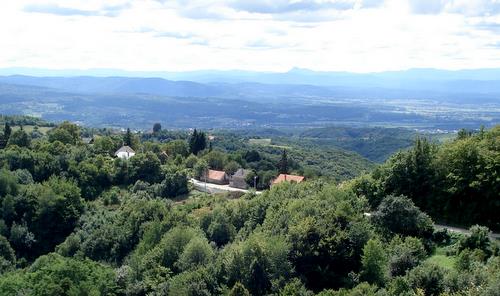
[[272, 174, 305, 185], [207, 169, 227, 180]]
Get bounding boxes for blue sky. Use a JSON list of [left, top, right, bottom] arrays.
[[1, 0, 500, 72]]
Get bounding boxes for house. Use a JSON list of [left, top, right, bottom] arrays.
[[230, 169, 250, 189], [204, 169, 229, 185], [115, 146, 136, 159], [159, 151, 169, 163], [271, 174, 305, 186], [81, 137, 94, 145]]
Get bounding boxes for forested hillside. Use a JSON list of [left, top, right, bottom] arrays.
[[298, 126, 416, 162], [351, 126, 500, 231], [0, 117, 498, 295]]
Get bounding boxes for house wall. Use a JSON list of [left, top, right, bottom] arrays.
[[206, 177, 229, 185], [230, 177, 248, 189], [117, 152, 135, 159]]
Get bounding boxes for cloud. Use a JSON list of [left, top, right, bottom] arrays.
[[360, 0, 385, 8], [229, 0, 356, 14], [153, 30, 209, 46], [486, 41, 500, 48], [245, 39, 274, 49], [408, 0, 447, 14], [101, 3, 131, 17], [408, 0, 500, 16], [154, 0, 385, 23], [154, 31, 196, 39], [24, 4, 100, 16], [2, 0, 499, 72], [23, 2, 130, 17], [474, 21, 500, 33]]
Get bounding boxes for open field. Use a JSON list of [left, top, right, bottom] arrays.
[[11, 125, 52, 134], [425, 247, 457, 270], [248, 138, 272, 145]]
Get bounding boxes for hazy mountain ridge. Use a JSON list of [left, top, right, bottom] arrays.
[[1, 71, 500, 104], [0, 70, 498, 130]]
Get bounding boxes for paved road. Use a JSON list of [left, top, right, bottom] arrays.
[[435, 224, 500, 239], [190, 178, 262, 195], [364, 213, 499, 239]]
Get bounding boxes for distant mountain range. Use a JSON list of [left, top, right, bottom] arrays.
[[1, 67, 500, 84], [1, 67, 500, 103], [0, 68, 498, 130]]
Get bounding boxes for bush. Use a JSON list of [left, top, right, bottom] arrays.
[[459, 225, 491, 256], [372, 195, 433, 239], [388, 236, 427, 277], [408, 263, 446, 296], [0, 253, 118, 295], [176, 237, 214, 272], [360, 238, 387, 286]]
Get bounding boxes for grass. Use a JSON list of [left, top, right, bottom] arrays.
[[426, 247, 457, 270], [249, 138, 272, 145], [11, 125, 52, 134], [248, 138, 292, 149]]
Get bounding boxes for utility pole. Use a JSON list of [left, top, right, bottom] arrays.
[[204, 170, 207, 193]]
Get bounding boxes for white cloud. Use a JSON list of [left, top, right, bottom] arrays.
[[0, 0, 499, 72]]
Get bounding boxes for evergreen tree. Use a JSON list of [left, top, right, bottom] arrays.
[[0, 122, 11, 149], [4, 122, 11, 140], [198, 131, 207, 153], [189, 129, 198, 154], [124, 128, 132, 147], [153, 123, 161, 133], [278, 149, 289, 174], [7, 130, 31, 147], [189, 129, 207, 155]]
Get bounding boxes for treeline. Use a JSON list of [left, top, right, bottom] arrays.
[[0, 115, 54, 127], [299, 126, 416, 162], [351, 126, 500, 230]]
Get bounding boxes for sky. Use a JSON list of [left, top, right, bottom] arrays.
[[1, 0, 500, 73]]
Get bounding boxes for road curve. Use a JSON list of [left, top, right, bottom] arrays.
[[190, 178, 262, 195]]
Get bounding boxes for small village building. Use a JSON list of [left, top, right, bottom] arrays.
[[115, 146, 136, 159], [81, 137, 94, 145], [271, 174, 305, 186], [230, 169, 250, 189], [204, 169, 229, 185], [159, 151, 169, 163]]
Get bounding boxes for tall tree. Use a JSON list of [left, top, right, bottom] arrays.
[[124, 128, 132, 147], [189, 129, 198, 154], [7, 130, 31, 148], [189, 129, 207, 155], [153, 123, 162, 133], [0, 122, 11, 148], [278, 149, 289, 174], [4, 122, 11, 140]]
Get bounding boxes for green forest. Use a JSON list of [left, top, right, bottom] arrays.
[[0, 116, 498, 296]]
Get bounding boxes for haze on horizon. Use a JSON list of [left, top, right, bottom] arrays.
[[1, 0, 500, 74]]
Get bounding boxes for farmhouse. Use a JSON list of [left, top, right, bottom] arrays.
[[271, 174, 305, 186], [114, 146, 136, 159], [204, 169, 229, 185], [81, 137, 94, 145], [230, 168, 251, 189]]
